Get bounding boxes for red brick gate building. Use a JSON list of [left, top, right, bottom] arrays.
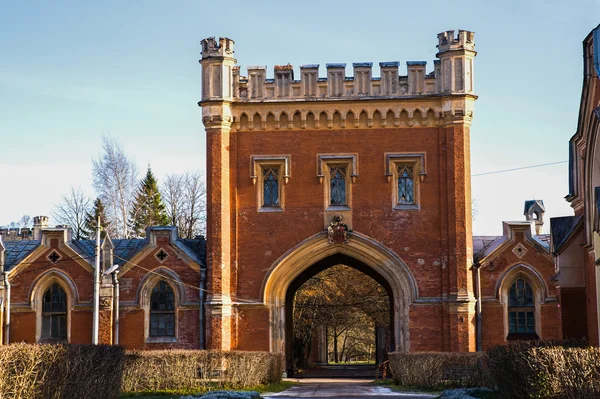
[[198, 30, 559, 373]]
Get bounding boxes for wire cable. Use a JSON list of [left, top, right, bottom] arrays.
[[472, 160, 568, 177]]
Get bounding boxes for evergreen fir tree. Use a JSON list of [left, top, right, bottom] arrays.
[[129, 167, 170, 237], [84, 198, 112, 239]]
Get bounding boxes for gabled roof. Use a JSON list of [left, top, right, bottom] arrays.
[[473, 221, 552, 264], [4, 240, 41, 271], [550, 215, 583, 254]]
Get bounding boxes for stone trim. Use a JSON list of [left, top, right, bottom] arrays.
[[261, 231, 417, 356]]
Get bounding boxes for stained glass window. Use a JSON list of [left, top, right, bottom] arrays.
[[41, 284, 67, 340], [397, 165, 414, 204], [263, 167, 279, 206], [150, 281, 175, 337], [508, 279, 535, 334], [330, 166, 347, 206]]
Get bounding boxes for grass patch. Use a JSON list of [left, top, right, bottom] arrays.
[[244, 381, 295, 394], [120, 381, 295, 399], [371, 379, 442, 395]]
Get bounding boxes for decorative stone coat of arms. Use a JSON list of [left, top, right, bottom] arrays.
[[326, 215, 350, 244]]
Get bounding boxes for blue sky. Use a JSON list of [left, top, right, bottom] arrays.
[[0, 0, 599, 235]]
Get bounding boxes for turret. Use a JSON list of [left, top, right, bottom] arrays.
[[524, 200, 546, 235], [436, 30, 476, 94], [200, 37, 236, 102]]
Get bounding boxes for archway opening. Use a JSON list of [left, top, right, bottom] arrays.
[[284, 253, 393, 377]]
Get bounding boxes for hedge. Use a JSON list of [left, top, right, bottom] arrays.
[[388, 352, 489, 389], [0, 343, 124, 399], [121, 350, 283, 393], [487, 340, 598, 399]]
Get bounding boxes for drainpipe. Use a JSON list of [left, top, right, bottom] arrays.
[[112, 270, 120, 345], [199, 269, 206, 349], [92, 217, 101, 345], [474, 262, 482, 352], [4, 275, 10, 345]]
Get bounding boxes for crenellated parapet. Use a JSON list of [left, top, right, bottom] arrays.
[[199, 30, 476, 129]]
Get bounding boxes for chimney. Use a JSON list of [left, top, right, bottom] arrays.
[[33, 216, 49, 240]]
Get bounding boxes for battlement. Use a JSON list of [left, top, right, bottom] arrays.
[[201, 36, 235, 58], [199, 30, 475, 103], [437, 30, 475, 53]]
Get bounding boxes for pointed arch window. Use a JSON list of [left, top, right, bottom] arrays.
[[150, 281, 175, 337], [397, 165, 415, 204], [263, 167, 280, 206], [330, 166, 347, 206], [508, 278, 536, 337], [42, 284, 67, 340]]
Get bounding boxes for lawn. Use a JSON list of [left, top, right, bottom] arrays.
[[119, 381, 296, 399]]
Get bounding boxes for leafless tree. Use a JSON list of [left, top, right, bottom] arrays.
[[92, 136, 138, 238], [52, 187, 92, 239], [162, 171, 206, 238], [2, 215, 31, 229], [163, 173, 186, 229], [19, 215, 32, 228]]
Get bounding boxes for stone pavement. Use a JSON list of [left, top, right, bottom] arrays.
[[264, 381, 437, 399]]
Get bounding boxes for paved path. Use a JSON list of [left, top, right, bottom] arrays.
[[265, 381, 437, 399]]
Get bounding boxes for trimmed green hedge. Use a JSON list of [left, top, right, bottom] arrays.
[[122, 350, 283, 393], [0, 343, 124, 399], [487, 340, 597, 398], [388, 352, 489, 389]]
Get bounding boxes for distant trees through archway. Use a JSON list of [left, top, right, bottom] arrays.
[[292, 264, 391, 370]]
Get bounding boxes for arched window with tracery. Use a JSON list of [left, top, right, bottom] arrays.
[[508, 278, 536, 339], [41, 283, 67, 340], [150, 281, 175, 337]]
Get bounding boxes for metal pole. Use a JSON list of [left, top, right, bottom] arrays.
[[92, 216, 101, 345], [112, 271, 119, 345], [474, 263, 482, 352], [4, 275, 10, 345], [199, 269, 206, 349]]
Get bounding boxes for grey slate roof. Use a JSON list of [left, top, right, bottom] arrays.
[[550, 216, 582, 253], [2, 236, 206, 273], [69, 239, 147, 264], [178, 238, 207, 267], [472, 236, 500, 258], [4, 240, 40, 271]]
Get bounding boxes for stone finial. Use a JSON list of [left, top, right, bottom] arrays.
[[326, 64, 346, 97], [300, 65, 319, 97], [200, 37, 235, 59]]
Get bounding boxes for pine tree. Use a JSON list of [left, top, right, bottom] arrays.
[[129, 167, 170, 237], [84, 198, 112, 239]]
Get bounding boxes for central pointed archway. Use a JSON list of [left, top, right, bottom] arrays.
[[262, 231, 417, 375]]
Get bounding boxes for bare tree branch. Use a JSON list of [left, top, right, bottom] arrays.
[[52, 187, 92, 240], [92, 136, 138, 238]]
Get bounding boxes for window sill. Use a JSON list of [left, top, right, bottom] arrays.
[[506, 332, 539, 341], [39, 338, 68, 344], [146, 336, 177, 343], [326, 205, 351, 212], [258, 206, 284, 213], [393, 203, 420, 211]]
